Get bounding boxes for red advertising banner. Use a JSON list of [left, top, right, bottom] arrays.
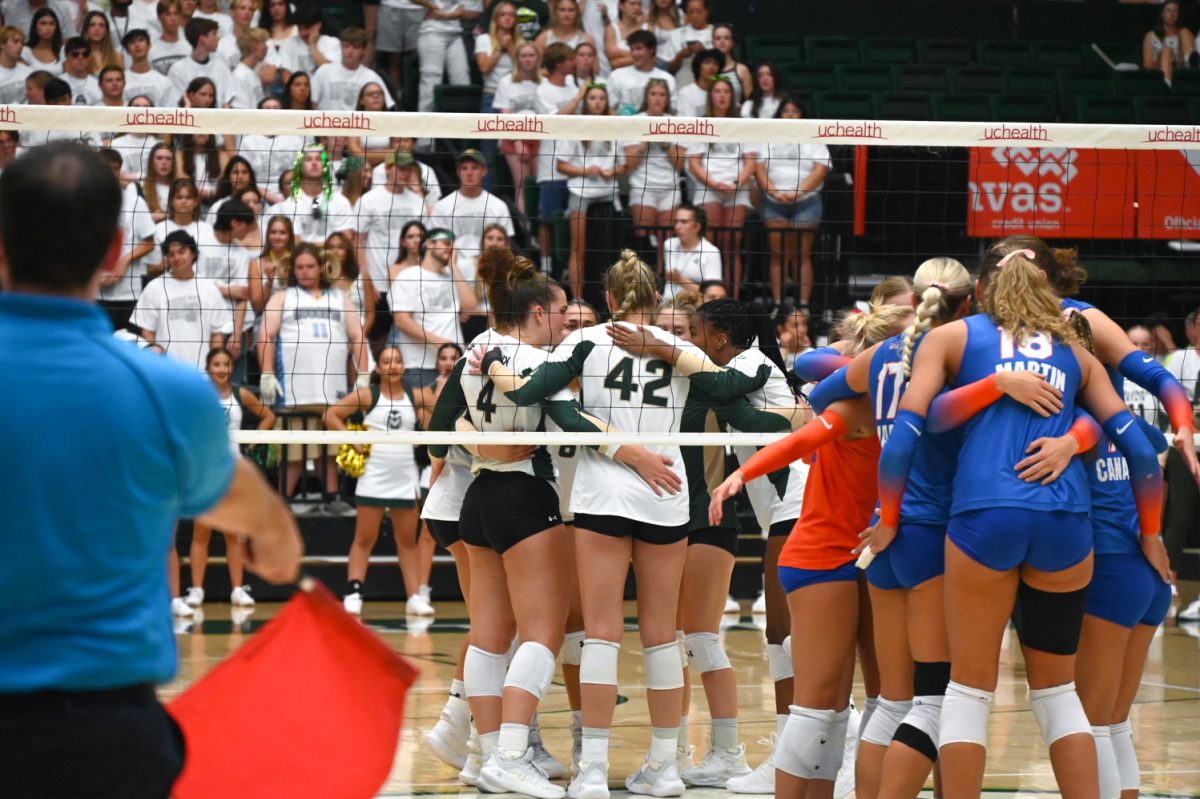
[[967, 147, 1136, 239], [968, 147, 1200, 240], [1135, 149, 1200, 240]]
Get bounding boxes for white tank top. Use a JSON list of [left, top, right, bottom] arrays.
[[276, 286, 350, 406], [219, 387, 243, 455]]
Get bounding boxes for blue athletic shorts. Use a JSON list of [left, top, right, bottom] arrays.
[[779, 561, 858, 594], [865, 546, 903, 590], [891, 522, 946, 588], [1085, 552, 1172, 629], [948, 508, 1091, 573]]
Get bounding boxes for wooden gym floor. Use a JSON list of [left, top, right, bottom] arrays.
[[163, 597, 1200, 798]]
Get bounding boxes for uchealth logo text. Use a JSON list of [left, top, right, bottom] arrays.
[[300, 112, 375, 132], [123, 109, 196, 128], [1144, 126, 1200, 144], [813, 121, 885, 140], [644, 118, 716, 138], [969, 147, 1077, 216], [981, 124, 1050, 143], [474, 115, 545, 134], [0, 106, 19, 125]]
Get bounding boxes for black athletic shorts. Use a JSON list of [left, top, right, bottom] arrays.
[[574, 513, 690, 545], [459, 470, 562, 554], [769, 518, 798, 538], [426, 518, 461, 548], [688, 526, 739, 555]]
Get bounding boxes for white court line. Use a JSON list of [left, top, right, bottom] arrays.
[[1141, 680, 1200, 694]]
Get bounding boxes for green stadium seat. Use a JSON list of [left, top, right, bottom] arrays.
[[1059, 69, 1114, 98], [1006, 66, 1059, 96], [861, 38, 915, 65], [877, 91, 933, 120], [813, 91, 877, 119], [978, 41, 1031, 68], [836, 64, 895, 92], [745, 35, 803, 65], [1031, 41, 1084, 69], [1135, 96, 1193, 125], [1089, 42, 1141, 69], [434, 84, 483, 113], [1114, 70, 1169, 98], [1073, 95, 1135, 124], [783, 63, 838, 92], [805, 36, 861, 65], [952, 66, 1006, 94], [916, 38, 975, 66], [991, 94, 1056, 123], [896, 65, 949, 93], [933, 93, 994, 121], [1173, 70, 1200, 98]]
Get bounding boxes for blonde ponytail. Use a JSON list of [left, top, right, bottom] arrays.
[[606, 249, 658, 321], [899, 257, 971, 378], [844, 302, 915, 354], [983, 253, 1077, 345]]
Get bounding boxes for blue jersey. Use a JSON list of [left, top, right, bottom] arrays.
[[1061, 297, 1126, 395], [1087, 435, 1140, 555], [951, 314, 1090, 515], [869, 333, 957, 525]]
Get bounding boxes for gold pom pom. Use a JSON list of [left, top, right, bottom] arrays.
[[336, 422, 371, 478]]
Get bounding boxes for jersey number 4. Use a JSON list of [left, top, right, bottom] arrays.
[[476, 380, 498, 423], [604, 357, 673, 407]]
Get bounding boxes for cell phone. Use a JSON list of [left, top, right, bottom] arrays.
[[686, 40, 702, 48]]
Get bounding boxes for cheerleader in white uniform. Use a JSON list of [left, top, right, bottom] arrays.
[[186, 346, 276, 609], [324, 346, 425, 615]]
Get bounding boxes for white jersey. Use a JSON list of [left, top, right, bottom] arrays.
[[275, 286, 350, 406], [625, 114, 682, 194], [727, 348, 807, 528], [459, 329, 555, 480], [355, 384, 420, 503], [546, 386, 583, 522], [550, 323, 699, 525], [218, 386, 243, 456]]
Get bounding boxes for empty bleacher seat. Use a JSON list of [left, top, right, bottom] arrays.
[[917, 38, 975, 66], [1059, 69, 1114, 98], [861, 38, 916, 65], [1073, 95, 1135, 124], [934, 93, 994, 121], [991, 93, 1056, 123], [978, 41, 1031, 68], [1114, 70, 1169, 98], [952, 66, 1006, 94], [877, 91, 933, 120], [813, 91, 877, 119], [1135, 96, 1193, 125], [836, 64, 895, 92], [1031, 41, 1084, 69], [805, 36, 861, 65], [1005, 66, 1059, 96], [897, 65, 949, 93], [784, 63, 838, 92]]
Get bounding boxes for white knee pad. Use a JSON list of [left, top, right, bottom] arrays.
[[644, 641, 685, 690], [815, 707, 851, 780], [1030, 682, 1091, 747], [676, 630, 688, 668], [685, 632, 731, 674], [580, 639, 620, 686], [464, 645, 507, 698], [775, 705, 835, 779], [503, 642, 557, 701], [1110, 720, 1140, 792], [562, 631, 585, 667], [939, 681, 994, 749], [766, 642, 793, 682], [1092, 725, 1121, 799], [903, 694, 944, 743], [861, 697, 913, 746]]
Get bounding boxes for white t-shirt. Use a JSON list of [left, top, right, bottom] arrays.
[[60, 71, 102, 105], [429, 190, 514, 280], [145, 218, 217, 270], [370, 159, 442, 211], [606, 64, 675, 115], [474, 32, 512, 94], [742, 95, 779, 120], [131, 273, 235, 368], [1167, 346, 1200, 403], [0, 62, 31, 104], [493, 73, 539, 112], [675, 81, 706, 118], [389, 263, 462, 373], [310, 62, 393, 111], [148, 35, 191, 75], [662, 236, 721, 299], [166, 54, 235, 106], [759, 142, 832, 194], [420, 0, 482, 35], [195, 229, 254, 330], [109, 133, 155, 180], [230, 61, 265, 109], [534, 77, 579, 182], [216, 32, 242, 69], [670, 24, 712, 87], [20, 46, 62, 74], [193, 8, 233, 38], [278, 33, 341, 75], [356, 184, 427, 293], [624, 114, 680, 193], [556, 138, 619, 198], [126, 0, 161, 36], [687, 140, 751, 185], [1, 0, 80, 38], [123, 66, 174, 107], [239, 133, 307, 197], [101, 183, 157, 302], [266, 190, 355, 243]]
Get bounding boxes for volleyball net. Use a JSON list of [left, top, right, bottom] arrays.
[[11, 106, 1200, 455]]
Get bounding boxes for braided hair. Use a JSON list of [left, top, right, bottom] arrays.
[[606, 249, 659, 321], [898, 257, 971, 378], [697, 298, 795, 389]]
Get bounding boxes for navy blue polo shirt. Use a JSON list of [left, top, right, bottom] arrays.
[[0, 294, 234, 692]]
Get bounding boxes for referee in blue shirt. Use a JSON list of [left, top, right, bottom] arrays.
[[0, 143, 303, 797]]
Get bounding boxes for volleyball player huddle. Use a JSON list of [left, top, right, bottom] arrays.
[[415, 236, 1188, 799]]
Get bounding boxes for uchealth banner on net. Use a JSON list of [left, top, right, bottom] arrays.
[[968, 146, 1200, 240]]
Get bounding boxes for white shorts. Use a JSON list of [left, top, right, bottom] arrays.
[[355, 445, 420, 507], [567, 191, 622, 215], [421, 461, 474, 522], [628, 185, 680, 213], [690, 177, 755, 210]]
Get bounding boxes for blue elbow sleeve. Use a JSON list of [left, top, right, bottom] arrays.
[[808, 366, 859, 414]]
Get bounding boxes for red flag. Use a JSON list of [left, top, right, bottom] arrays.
[[168, 579, 419, 799]]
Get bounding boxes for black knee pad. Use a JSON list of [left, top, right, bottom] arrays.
[[1017, 581, 1088, 656], [893, 723, 938, 763], [912, 661, 951, 696]]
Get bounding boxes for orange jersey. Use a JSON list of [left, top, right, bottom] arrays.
[[778, 435, 880, 571]]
